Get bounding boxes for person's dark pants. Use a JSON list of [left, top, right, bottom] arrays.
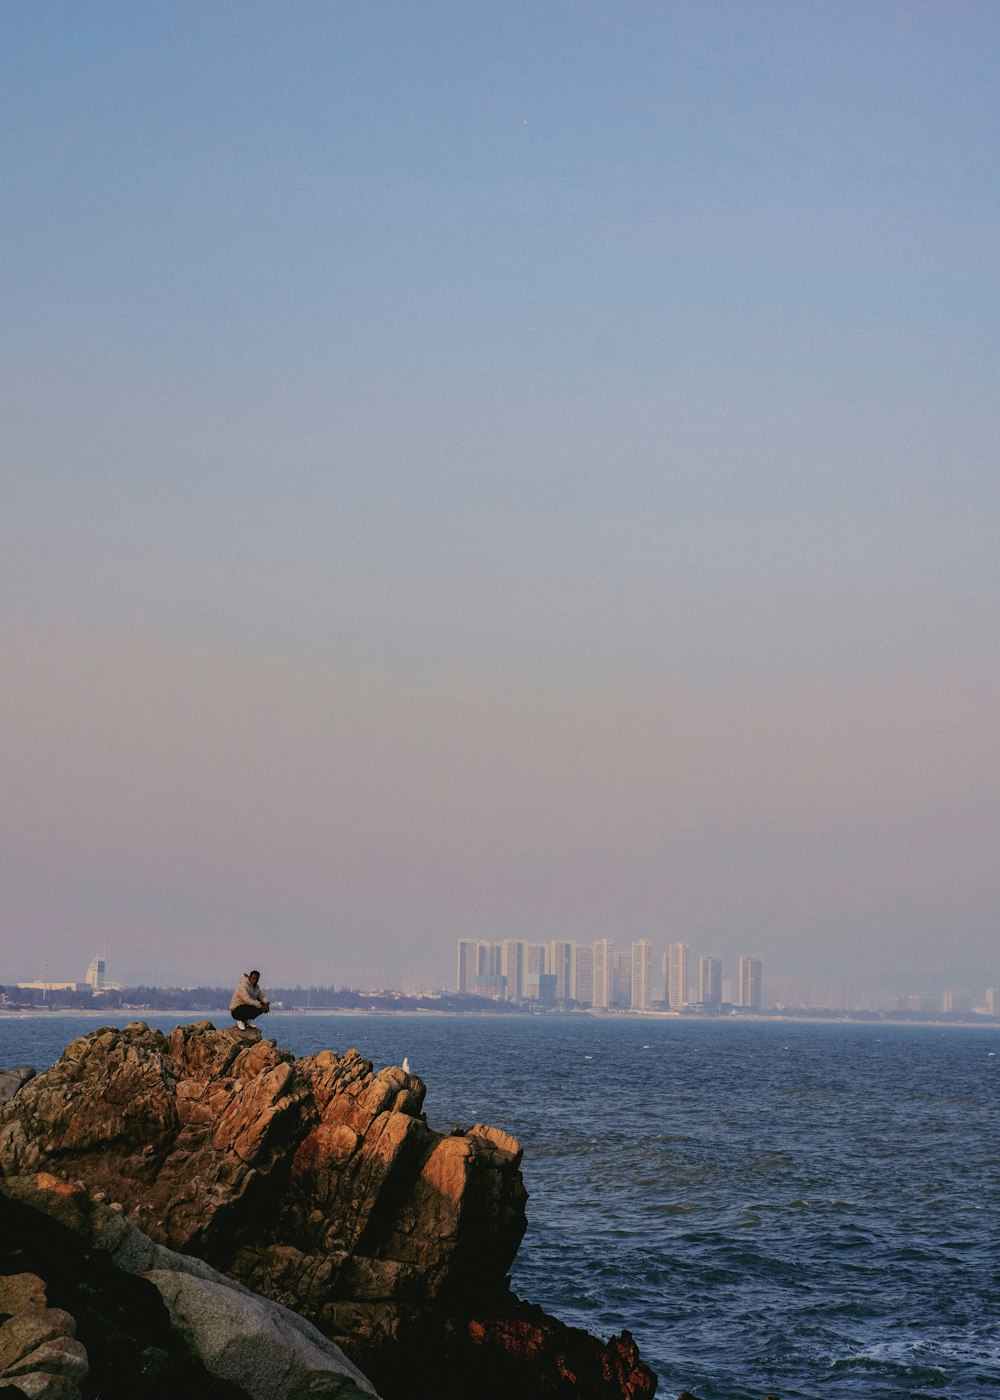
[[231, 1004, 264, 1024]]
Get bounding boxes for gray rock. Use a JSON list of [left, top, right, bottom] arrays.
[[145, 1270, 377, 1400], [0, 1066, 35, 1107], [0, 1305, 88, 1400], [0, 1180, 379, 1400], [7, 1374, 84, 1400], [0, 1309, 78, 1373]]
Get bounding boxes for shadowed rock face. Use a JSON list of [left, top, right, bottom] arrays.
[[0, 1184, 251, 1400], [0, 1023, 656, 1400], [0, 1066, 35, 1107]]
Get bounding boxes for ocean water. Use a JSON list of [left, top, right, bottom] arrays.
[[3, 1011, 999, 1400]]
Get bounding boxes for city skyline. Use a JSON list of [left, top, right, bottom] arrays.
[[457, 936, 760, 1011], [2, 3, 998, 996], [2, 938, 999, 1018]]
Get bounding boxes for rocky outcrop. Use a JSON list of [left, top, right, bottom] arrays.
[[0, 1173, 377, 1400], [0, 1177, 249, 1400], [0, 1023, 656, 1399]]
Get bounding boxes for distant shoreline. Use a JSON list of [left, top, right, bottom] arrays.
[[1, 1006, 998, 1032]]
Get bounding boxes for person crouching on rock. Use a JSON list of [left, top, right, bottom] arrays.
[[230, 969, 270, 1030]]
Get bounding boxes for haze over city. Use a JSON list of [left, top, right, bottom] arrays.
[[2, 2, 997, 1001]]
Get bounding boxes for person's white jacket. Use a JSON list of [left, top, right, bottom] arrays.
[[230, 974, 266, 1012]]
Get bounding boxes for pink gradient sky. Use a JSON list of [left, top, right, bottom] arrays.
[[2, 1, 998, 996]]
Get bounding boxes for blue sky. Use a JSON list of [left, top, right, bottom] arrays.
[[2, 1, 998, 999]]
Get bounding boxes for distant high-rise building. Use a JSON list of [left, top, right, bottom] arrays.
[[526, 971, 558, 1005], [457, 940, 504, 996], [986, 988, 999, 1015], [593, 939, 614, 1009], [524, 943, 546, 978], [548, 941, 573, 1001], [613, 951, 632, 1008], [905, 994, 937, 1014], [501, 940, 524, 1001], [699, 955, 722, 1011], [667, 942, 690, 1010], [943, 990, 973, 1014], [737, 955, 762, 1010], [476, 942, 503, 997], [84, 955, 106, 994], [457, 940, 481, 994], [572, 942, 594, 1005], [631, 940, 652, 1011]]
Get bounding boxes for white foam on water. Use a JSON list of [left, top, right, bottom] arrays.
[[848, 1331, 1000, 1371]]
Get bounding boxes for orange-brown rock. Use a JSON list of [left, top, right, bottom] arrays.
[[0, 1022, 656, 1399]]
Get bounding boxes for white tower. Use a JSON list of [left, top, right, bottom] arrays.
[[667, 942, 690, 1010], [630, 940, 652, 1011], [85, 955, 106, 994]]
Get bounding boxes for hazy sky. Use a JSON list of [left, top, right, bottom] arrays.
[[3, 1, 998, 997]]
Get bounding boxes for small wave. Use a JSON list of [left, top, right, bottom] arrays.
[[836, 1332, 1000, 1376], [831, 1351, 946, 1383]]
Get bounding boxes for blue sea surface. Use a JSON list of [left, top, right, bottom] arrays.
[[3, 1011, 1000, 1399]]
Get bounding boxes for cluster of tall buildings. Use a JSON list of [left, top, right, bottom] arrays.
[[456, 938, 762, 1013], [895, 989, 1000, 1016]]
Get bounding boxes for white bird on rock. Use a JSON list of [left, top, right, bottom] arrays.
[[402, 1056, 411, 1074]]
